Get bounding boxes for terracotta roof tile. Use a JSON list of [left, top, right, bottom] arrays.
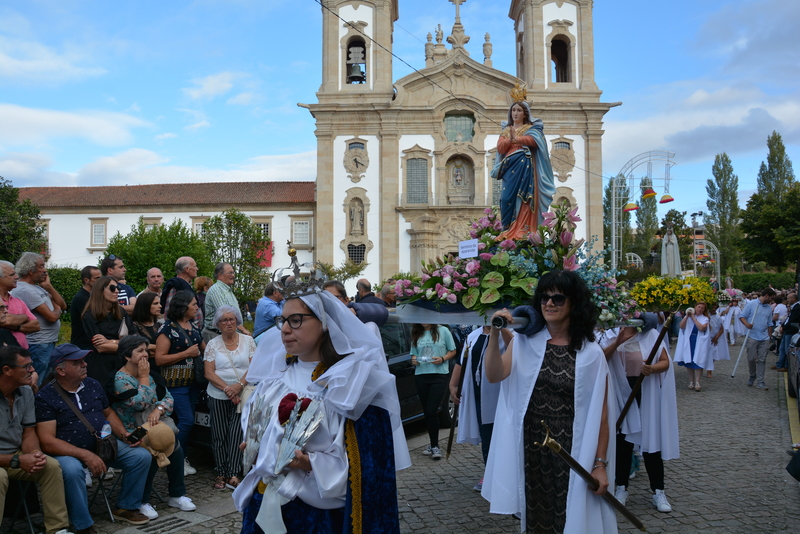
[[18, 181, 316, 208]]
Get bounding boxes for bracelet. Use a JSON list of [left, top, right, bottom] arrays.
[[594, 457, 609, 466], [592, 464, 606, 470]]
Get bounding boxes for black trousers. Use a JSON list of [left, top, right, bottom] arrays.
[[415, 373, 449, 448], [615, 376, 665, 491]]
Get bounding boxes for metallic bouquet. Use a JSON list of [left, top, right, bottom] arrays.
[[243, 394, 272, 475], [274, 393, 325, 475]]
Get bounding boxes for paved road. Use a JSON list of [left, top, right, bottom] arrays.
[[3, 340, 799, 534]]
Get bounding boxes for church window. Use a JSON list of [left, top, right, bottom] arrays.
[[492, 175, 502, 206], [444, 113, 475, 142], [406, 158, 428, 204], [551, 36, 571, 83], [554, 141, 571, 149], [348, 142, 365, 150], [347, 243, 367, 264], [292, 221, 310, 245], [346, 38, 367, 84]]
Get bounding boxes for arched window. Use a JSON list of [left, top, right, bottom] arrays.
[[406, 158, 428, 204], [444, 112, 475, 142], [551, 36, 570, 83], [346, 38, 366, 84]]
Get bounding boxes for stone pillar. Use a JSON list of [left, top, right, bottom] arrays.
[[379, 126, 400, 279], [315, 129, 336, 263]]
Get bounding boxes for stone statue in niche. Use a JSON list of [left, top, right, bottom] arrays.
[[349, 198, 364, 236], [447, 158, 474, 205]]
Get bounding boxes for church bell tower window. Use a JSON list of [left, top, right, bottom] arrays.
[[346, 38, 367, 84], [551, 36, 571, 83]]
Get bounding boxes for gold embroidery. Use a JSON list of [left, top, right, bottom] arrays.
[[345, 419, 362, 534]]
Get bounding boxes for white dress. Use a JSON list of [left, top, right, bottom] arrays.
[[481, 328, 618, 534], [709, 314, 730, 363], [674, 314, 711, 369]]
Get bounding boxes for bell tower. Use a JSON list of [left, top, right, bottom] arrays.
[[509, 0, 599, 98], [318, 0, 397, 104]]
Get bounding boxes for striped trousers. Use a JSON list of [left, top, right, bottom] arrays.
[[209, 396, 245, 479]]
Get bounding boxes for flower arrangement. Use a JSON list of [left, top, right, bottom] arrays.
[[395, 203, 636, 321], [630, 276, 717, 311], [716, 288, 744, 302]]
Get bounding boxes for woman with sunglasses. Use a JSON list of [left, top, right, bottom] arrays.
[[483, 270, 616, 534], [82, 276, 135, 383], [233, 288, 409, 534]]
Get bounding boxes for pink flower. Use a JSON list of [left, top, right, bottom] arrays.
[[529, 231, 543, 246], [403, 279, 412, 288], [421, 274, 430, 282], [478, 242, 486, 250], [446, 293, 458, 304], [466, 260, 481, 276], [563, 255, 579, 271], [453, 281, 464, 292], [494, 220, 503, 230], [469, 230, 477, 239], [436, 285, 447, 299], [467, 278, 480, 287], [499, 239, 517, 250], [484, 208, 493, 215], [480, 217, 490, 228], [542, 211, 557, 228], [480, 253, 493, 261], [559, 230, 573, 247], [472, 222, 479, 229], [442, 265, 455, 275], [566, 206, 582, 228]]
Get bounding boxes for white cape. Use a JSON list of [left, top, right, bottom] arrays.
[[709, 314, 730, 362], [457, 328, 505, 445], [674, 314, 711, 369], [481, 328, 618, 534]]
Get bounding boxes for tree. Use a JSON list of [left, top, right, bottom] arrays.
[[772, 184, 800, 273], [0, 176, 48, 261], [106, 218, 214, 291], [316, 259, 368, 284], [705, 153, 742, 275], [602, 175, 632, 253], [632, 178, 659, 263], [756, 131, 795, 203], [201, 209, 271, 307], [660, 209, 693, 270]]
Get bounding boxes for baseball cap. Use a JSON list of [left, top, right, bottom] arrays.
[[50, 344, 91, 366]]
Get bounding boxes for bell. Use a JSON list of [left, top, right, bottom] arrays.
[[347, 63, 365, 84]]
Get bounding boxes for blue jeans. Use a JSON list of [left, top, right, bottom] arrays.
[[143, 442, 186, 502], [28, 342, 55, 386], [56, 440, 152, 530], [777, 334, 792, 369], [169, 385, 198, 452]]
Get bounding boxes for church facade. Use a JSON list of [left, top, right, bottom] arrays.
[[308, 0, 619, 284]]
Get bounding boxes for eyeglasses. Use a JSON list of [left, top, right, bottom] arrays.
[[539, 293, 568, 306], [219, 317, 237, 324], [0, 305, 8, 311], [108, 285, 119, 292], [9, 363, 35, 371], [274, 313, 317, 329]]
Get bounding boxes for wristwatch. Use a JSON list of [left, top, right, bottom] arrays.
[[10, 454, 20, 469]]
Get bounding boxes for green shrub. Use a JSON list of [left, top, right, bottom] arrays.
[[731, 273, 796, 292], [47, 265, 82, 321]]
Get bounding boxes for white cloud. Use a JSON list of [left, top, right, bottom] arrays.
[[1, 149, 317, 187], [0, 35, 105, 84], [0, 103, 149, 146], [127, 102, 141, 113], [176, 108, 210, 131], [227, 92, 254, 105], [154, 132, 177, 141], [182, 71, 237, 100]]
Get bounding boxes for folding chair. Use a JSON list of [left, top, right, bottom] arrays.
[[89, 472, 120, 523], [6, 479, 37, 534]]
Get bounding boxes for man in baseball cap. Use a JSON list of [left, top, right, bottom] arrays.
[[49, 344, 91, 367]]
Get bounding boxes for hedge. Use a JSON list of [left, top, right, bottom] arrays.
[[47, 265, 83, 322], [730, 273, 797, 293]]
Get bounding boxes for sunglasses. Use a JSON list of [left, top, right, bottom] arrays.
[[539, 293, 568, 306], [274, 313, 317, 329], [108, 285, 119, 292]]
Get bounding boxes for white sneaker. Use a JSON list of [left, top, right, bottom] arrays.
[[139, 503, 159, 519], [652, 489, 672, 512], [54, 530, 75, 534], [614, 485, 628, 506], [421, 446, 432, 456], [168, 495, 197, 511], [101, 467, 115, 480], [84, 467, 92, 488], [430, 447, 442, 459], [183, 459, 197, 476]]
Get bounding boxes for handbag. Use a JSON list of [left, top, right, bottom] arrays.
[[169, 321, 207, 388], [54, 383, 118, 464], [134, 405, 179, 435]]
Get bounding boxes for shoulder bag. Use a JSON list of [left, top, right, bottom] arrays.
[[54, 383, 118, 464]]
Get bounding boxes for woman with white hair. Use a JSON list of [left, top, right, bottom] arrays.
[[233, 287, 409, 534], [204, 304, 256, 490], [490, 99, 556, 238]]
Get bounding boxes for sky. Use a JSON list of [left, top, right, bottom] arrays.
[[1, 0, 798, 225]]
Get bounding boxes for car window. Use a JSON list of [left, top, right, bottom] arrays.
[[381, 323, 410, 358]]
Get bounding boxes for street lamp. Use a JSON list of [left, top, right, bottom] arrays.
[[690, 211, 704, 276]]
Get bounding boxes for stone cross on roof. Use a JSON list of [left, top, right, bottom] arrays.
[[449, 0, 466, 22]]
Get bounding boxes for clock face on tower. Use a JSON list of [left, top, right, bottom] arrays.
[[343, 146, 369, 181]]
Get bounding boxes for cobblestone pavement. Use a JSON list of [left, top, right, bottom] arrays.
[[3, 340, 799, 534]]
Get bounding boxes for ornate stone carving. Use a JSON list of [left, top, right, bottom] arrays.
[[483, 33, 493, 68], [550, 137, 575, 183]]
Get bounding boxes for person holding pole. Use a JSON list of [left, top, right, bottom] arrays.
[[482, 270, 617, 534], [739, 288, 776, 390]]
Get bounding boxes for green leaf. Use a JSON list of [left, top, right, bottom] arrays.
[[462, 288, 480, 309], [481, 271, 504, 288], [490, 250, 510, 267], [479, 288, 501, 304]]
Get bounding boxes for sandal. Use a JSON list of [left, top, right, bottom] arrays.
[[226, 476, 241, 490], [688, 382, 695, 390], [214, 476, 226, 490]]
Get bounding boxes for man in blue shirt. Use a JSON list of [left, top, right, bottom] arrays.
[[253, 282, 284, 338], [739, 288, 776, 389]]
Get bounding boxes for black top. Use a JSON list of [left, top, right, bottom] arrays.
[[358, 293, 387, 306], [81, 309, 135, 383], [0, 328, 21, 348], [70, 288, 92, 349]]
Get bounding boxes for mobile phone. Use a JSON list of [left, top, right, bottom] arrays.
[[126, 426, 148, 444]]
